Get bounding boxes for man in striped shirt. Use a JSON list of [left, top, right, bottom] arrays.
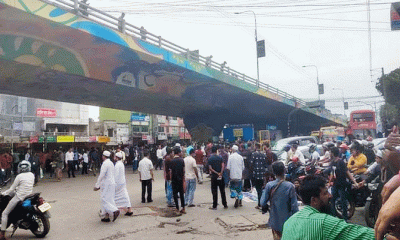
[[282, 175, 375, 240]]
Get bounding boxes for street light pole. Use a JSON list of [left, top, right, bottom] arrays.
[[302, 65, 320, 103], [332, 88, 345, 116], [355, 100, 376, 113], [235, 10, 259, 87]]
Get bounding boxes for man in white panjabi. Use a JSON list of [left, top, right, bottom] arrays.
[[94, 151, 120, 222], [114, 152, 133, 216]]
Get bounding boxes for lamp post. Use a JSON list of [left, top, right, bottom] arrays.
[[302, 65, 321, 103], [234, 10, 259, 87], [332, 88, 346, 116], [10, 104, 18, 154]]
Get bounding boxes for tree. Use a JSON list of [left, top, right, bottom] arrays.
[[379, 103, 400, 134], [376, 68, 400, 106]]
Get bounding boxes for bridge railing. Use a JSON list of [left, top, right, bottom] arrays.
[[40, 0, 307, 107]]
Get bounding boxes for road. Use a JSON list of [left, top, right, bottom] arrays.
[[4, 167, 370, 240], [6, 169, 273, 240]]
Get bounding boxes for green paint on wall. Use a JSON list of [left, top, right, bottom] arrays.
[[99, 107, 131, 123]]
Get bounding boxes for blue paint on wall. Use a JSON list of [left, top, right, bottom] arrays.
[[49, 8, 67, 17], [70, 21, 128, 47]]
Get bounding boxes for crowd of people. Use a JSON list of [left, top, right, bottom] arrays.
[[2, 129, 400, 239]]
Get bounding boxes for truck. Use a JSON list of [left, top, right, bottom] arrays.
[[222, 124, 254, 142]]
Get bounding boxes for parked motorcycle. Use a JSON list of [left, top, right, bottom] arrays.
[[0, 192, 51, 238]]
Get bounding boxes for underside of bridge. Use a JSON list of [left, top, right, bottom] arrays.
[[0, 1, 339, 140]]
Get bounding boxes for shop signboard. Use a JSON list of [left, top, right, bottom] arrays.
[[157, 133, 167, 140], [36, 108, 57, 118], [97, 136, 110, 143], [29, 136, 39, 143], [89, 136, 97, 142], [20, 136, 30, 142], [75, 136, 89, 142], [38, 136, 45, 143], [46, 136, 57, 143], [57, 135, 75, 143], [131, 112, 149, 122]]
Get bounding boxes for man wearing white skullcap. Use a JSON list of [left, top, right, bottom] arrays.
[[227, 145, 245, 208], [94, 151, 120, 222], [114, 152, 133, 216]]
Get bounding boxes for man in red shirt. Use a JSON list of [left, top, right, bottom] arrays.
[[194, 145, 205, 184]]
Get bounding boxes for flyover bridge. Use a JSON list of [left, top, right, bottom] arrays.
[[0, 0, 346, 138]]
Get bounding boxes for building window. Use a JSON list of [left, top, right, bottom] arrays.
[[132, 126, 140, 132], [141, 126, 149, 133], [172, 127, 178, 134], [158, 126, 164, 132], [181, 127, 185, 133], [108, 128, 114, 137]]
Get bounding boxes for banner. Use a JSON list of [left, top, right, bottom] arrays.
[[57, 135, 75, 143], [36, 108, 57, 118]]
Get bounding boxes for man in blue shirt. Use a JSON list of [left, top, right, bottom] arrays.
[[261, 161, 298, 239]]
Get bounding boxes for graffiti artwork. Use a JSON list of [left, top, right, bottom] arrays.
[[0, 0, 347, 127]]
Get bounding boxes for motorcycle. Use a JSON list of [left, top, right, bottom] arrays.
[[364, 177, 382, 228], [0, 192, 51, 238], [334, 175, 370, 220]]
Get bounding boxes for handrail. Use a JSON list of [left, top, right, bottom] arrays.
[[40, 0, 309, 107]]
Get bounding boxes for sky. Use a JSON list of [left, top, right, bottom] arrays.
[[85, 0, 397, 120]]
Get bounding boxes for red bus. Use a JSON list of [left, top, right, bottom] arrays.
[[347, 110, 376, 139]]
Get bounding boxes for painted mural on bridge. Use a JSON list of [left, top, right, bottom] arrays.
[[0, 0, 289, 101], [0, 0, 346, 126]]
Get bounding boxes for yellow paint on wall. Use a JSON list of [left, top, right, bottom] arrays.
[[14, 55, 43, 66], [51, 64, 66, 72]]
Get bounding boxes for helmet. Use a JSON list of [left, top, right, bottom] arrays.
[[323, 142, 335, 149], [308, 143, 317, 153], [283, 144, 291, 152], [350, 141, 363, 152], [339, 143, 349, 150], [18, 160, 31, 173]]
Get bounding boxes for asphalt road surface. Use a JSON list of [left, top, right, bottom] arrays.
[[3, 167, 371, 240]]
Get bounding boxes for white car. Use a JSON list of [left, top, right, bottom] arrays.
[[272, 136, 319, 162]]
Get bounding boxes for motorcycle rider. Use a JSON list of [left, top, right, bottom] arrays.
[[319, 142, 335, 166], [329, 147, 359, 222], [348, 141, 367, 175], [364, 142, 376, 165], [308, 143, 320, 166], [285, 144, 305, 165], [0, 160, 34, 240], [339, 143, 351, 162]]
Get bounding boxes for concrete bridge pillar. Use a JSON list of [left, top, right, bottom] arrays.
[[183, 110, 230, 142]]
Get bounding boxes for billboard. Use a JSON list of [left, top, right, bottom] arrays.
[[57, 135, 75, 143], [392, 2, 400, 30], [36, 108, 57, 118], [131, 112, 149, 121]]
